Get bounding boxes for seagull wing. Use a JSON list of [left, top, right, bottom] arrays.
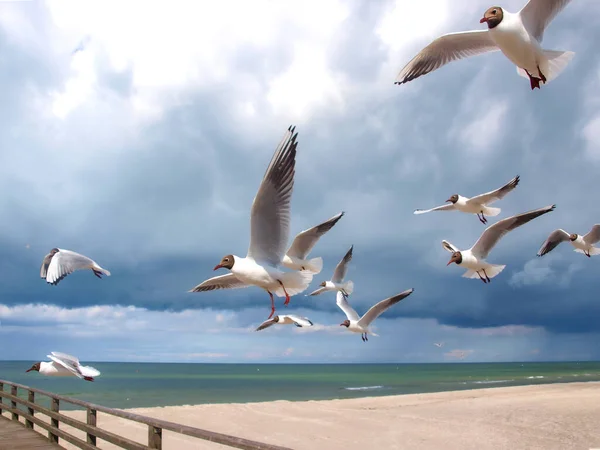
[[48, 352, 84, 379], [336, 291, 360, 322], [519, 0, 572, 42], [189, 273, 250, 292], [442, 240, 461, 254], [358, 288, 414, 328], [45, 249, 98, 285], [413, 203, 456, 215], [332, 245, 353, 283], [537, 229, 571, 257], [466, 175, 520, 206], [285, 315, 314, 328], [255, 318, 278, 331], [286, 212, 344, 259], [395, 30, 498, 85], [247, 125, 298, 266], [583, 224, 600, 245], [470, 205, 555, 259]]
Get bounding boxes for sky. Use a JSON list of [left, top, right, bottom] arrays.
[[1, 0, 599, 364]]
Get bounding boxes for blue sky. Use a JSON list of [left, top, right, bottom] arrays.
[[1, 0, 599, 364]]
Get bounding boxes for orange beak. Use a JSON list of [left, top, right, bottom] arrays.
[[447, 259, 454, 266], [480, 17, 488, 23]]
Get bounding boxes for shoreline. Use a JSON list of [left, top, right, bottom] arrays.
[[57, 381, 600, 450]]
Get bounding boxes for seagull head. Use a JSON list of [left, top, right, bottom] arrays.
[[26, 362, 41, 373], [569, 233, 578, 241], [319, 281, 326, 287], [49, 248, 59, 256], [480, 6, 503, 28], [339, 319, 350, 328], [447, 251, 463, 266], [446, 194, 459, 204], [214, 254, 235, 271]]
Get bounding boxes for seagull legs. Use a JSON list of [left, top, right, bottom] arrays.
[[278, 280, 291, 306], [585, 250, 591, 258], [83, 376, 94, 382], [525, 66, 546, 90], [477, 212, 488, 224], [476, 271, 489, 284], [482, 269, 491, 283], [361, 333, 368, 342], [92, 269, 103, 279], [267, 291, 275, 319]]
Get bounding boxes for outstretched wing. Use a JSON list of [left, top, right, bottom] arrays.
[[336, 291, 360, 322], [414, 203, 456, 215], [442, 240, 460, 254], [519, 0, 572, 42], [45, 250, 97, 285], [189, 273, 249, 293], [255, 318, 277, 331], [286, 315, 314, 328], [48, 352, 84, 379], [247, 125, 298, 266], [583, 225, 600, 245], [537, 229, 571, 257], [286, 212, 344, 259], [358, 288, 414, 328], [466, 175, 520, 206], [471, 205, 555, 259], [40, 252, 54, 279], [332, 245, 353, 283]]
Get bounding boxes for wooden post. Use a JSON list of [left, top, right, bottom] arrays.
[[86, 408, 97, 445], [148, 425, 162, 449], [10, 385, 18, 421], [26, 390, 34, 429], [49, 397, 59, 444], [0, 381, 3, 415]]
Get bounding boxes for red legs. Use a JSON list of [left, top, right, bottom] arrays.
[[277, 280, 291, 306], [477, 212, 488, 224], [84, 376, 94, 382], [524, 65, 547, 90], [267, 291, 275, 319]]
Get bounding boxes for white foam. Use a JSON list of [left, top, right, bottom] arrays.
[[344, 385, 384, 391]]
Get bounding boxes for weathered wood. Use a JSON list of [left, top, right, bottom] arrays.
[[0, 381, 3, 415], [0, 379, 293, 450], [86, 408, 96, 445], [10, 385, 17, 421], [49, 398, 59, 444], [26, 391, 35, 429], [0, 415, 62, 449], [148, 425, 162, 449]]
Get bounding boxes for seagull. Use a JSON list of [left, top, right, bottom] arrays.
[[26, 352, 101, 382], [537, 224, 600, 258], [282, 212, 345, 274], [414, 175, 520, 224], [395, 0, 574, 90], [337, 289, 414, 342], [189, 126, 313, 319], [434, 342, 445, 348], [40, 248, 111, 286], [307, 245, 354, 297], [255, 314, 314, 332], [444, 205, 555, 283]]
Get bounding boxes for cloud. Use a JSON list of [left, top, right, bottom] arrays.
[[509, 254, 583, 288]]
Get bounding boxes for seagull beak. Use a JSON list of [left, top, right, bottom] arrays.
[[446, 259, 454, 266], [445, 198, 453, 203], [25, 368, 32, 372], [213, 264, 223, 271], [339, 323, 345, 326], [479, 17, 488, 23]]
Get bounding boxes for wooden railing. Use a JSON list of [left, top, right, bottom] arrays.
[[0, 379, 292, 450]]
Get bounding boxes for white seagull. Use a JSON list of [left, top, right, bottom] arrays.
[[26, 352, 101, 382], [255, 314, 314, 332], [395, 0, 574, 90], [282, 211, 345, 274], [189, 126, 313, 319], [444, 205, 555, 283], [40, 248, 111, 286], [434, 342, 445, 348], [537, 224, 600, 258], [337, 289, 414, 342], [414, 175, 520, 224], [307, 245, 354, 297]]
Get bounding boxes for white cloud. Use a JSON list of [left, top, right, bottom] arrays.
[[508, 254, 583, 288]]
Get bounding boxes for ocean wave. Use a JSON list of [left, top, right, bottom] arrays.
[[471, 379, 513, 384], [344, 385, 384, 391], [526, 376, 544, 379]]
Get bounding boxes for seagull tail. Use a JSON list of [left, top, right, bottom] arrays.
[[484, 264, 506, 279], [342, 280, 354, 296], [275, 270, 314, 297], [482, 206, 501, 217], [305, 257, 323, 274]]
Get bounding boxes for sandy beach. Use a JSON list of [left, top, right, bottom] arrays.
[[50, 382, 600, 450]]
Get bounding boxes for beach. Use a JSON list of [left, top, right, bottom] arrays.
[[55, 382, 600, 450]]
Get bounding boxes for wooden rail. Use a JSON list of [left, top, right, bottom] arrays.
[[0, 380, 292, 450]]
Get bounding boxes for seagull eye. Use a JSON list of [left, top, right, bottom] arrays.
[[492, 9, 497, 14]]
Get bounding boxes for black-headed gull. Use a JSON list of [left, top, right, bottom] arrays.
[[414, 175, 520, 224], [308, 245, 354, 297], [282, 212, 345, 274], [395, 0, 574, 90], [537, 224, 600, 258], [189, 126, 313, 319], [40, 248, 111, 286], [255, 314, 314, 332], [444, 204, 555, 283], [26, 352, 100, 382], [337, 289, 414, 342]]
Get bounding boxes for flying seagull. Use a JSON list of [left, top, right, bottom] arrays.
[[395, 0, 574, 90], [537, 224, 600, 258], [282, 211, 345, 273], [308, 245, 354, 297], [40, 248, 111, 286], [414, 175, 520, 224], [337, 289, 414, 342], [189, 126, 313, 319], [255, 314, 314, 332], [26, 352, 101, 382], [444, 205, 555, 283]]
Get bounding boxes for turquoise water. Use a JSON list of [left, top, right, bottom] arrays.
[[1, 362, 599, 411]]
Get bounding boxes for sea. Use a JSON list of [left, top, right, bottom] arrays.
[[1, 361, 599, 411]]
